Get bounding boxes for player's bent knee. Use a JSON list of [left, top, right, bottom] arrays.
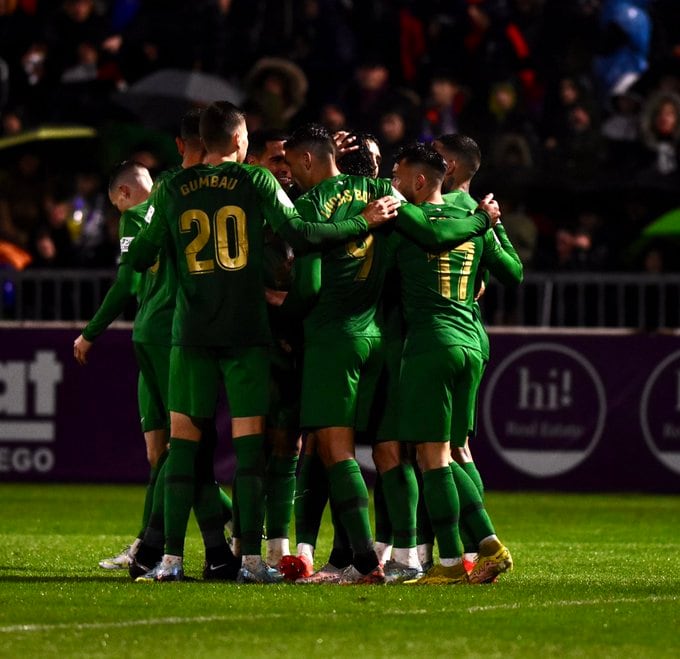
[[416, 442, 451, 471], [373, 441, 401, 473], [144, 429, 169, 466], [170, 411, 203, 441]]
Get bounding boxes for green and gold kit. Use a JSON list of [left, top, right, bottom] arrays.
[[128, 163, 371, 349], [81, 203, 144, 341], [442, 189, 523, 361], [295, 174, 394, 341], [396, 202, 490, 355]]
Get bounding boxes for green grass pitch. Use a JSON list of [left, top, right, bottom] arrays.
[[0, 485, 678, 658]]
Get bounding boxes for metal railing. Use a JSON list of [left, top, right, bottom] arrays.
[[1, 269, 679, 329], [0, 269, 120, 322], [482, 272, 680, 329]]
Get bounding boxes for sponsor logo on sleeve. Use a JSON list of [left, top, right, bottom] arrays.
[[144, 205, 155, 224], [120, 237, 133, 253]]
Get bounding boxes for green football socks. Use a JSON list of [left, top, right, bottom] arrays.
[[327, 459, 373, 555], [265, 454, 298, 540], [164, 437, 199, 557], [422, 466, 463, 559], [294, 451, 328, 547], [381, 464, 418, 550], [233, 433, 266, 556], [138, 450, 167, 539], [450, 461, 495, 543]]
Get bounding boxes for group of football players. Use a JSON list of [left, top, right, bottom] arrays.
[[76, 100, 522, 585]]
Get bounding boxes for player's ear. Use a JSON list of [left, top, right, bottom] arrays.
[[446, 158, 457, 177], [416, 173, 425, 191], [175, 136, 185, 157], [303, 151, 312, 170]]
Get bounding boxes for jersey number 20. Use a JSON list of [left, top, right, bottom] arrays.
[[180, 206, 248, 273]]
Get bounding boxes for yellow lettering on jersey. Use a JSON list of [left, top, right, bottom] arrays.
[[218, 176, 237, 190], [180, 184, 190, 196], [437, 253, 451, 298], [199, 176, 210, 189], [454, 241, 475, 300], [320, 189, 368, 219]]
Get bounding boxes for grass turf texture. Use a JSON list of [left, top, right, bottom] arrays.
[[0, 486, 678, 658]]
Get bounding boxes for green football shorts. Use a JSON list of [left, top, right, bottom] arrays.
[[468, 359, 488, 441], [169, 345, 270, 419], [134, 342, 170, 432], [300, 335, 384, 430], [397, 344, 483, 447]]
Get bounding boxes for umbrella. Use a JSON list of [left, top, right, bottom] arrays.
[[0, 125, 97, 153], [624, 206, 680, 265], [114, 68, 244, 130], [0, 125, 100, 172], [642, 208, 680, 237]]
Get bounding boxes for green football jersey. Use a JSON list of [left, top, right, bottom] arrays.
[[127, 163, 371, 348], [442, 189, 523, 360], [120, 197, 177, 347], [295, 174, 393, 339], [396, 201, 491, 354], [81, 205, 142, 341], [442, 189, 477, 212], [443, 190, 489, 357]]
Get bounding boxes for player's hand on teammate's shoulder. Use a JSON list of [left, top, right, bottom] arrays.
[[361, 196, 401, 228], [477, 193, 501, 226], [73, 334, 93, 366]]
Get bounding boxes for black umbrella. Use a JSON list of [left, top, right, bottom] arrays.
[[113, 68, 244, 129]]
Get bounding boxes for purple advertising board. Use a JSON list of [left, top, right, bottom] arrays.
[[0, 324, 678, 492], [475, 329, 680, 492], [0, 323, 234, 483]]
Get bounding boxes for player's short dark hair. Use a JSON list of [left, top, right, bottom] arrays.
[[180, 108, 202, 141], [247, 128, 289, 158], [394, 142, 447, 181], [108, 160, 146, 193], [436, 134, 481, 176], [200, 101, 246, 151], [337, 132, 381, 178], [285, 123, 335, 158]]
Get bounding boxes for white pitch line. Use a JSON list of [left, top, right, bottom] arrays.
[[465, 594, 678, 613], [0, 614, 284, 634], [0, 595, 676, 635]]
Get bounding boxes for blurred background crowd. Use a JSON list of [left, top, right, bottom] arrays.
[[1, 0, 680, 276]]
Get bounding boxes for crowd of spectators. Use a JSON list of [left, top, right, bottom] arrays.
[[1, 0, 680, 274]]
